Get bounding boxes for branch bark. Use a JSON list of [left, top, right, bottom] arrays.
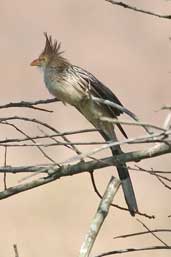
[[79, 177, 120, 257], [0, 142, 170, 200]]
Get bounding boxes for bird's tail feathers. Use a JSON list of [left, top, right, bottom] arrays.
[[114, 158, 138, 216], [92, 123, 138, 215]]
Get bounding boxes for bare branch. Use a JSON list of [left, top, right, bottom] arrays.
[[0, 142, 170, 201], [161, 105, 171, 111], [163, 112, 171, 130], [114, 229, 171, 239], [0, 142, 170, 175], [94, 246, 171, 257], [105, 0, 171, 19], [155, 175, 171, 190], [0, 98, 58, 112], [92, 96, 152, 134], [79, 177, 120, 257], [60, 132, 170, 165], [4, 122, 60, 165], [3, 145, 7, 190], [128, 165, 171, 190], [100, 116, 166, 132], [90, 172, 154, 219], [0, 116, 82, 155], [136, 219, 169, 247], [0, 128, 98, 144], [90, 172, 128, 212], [13, 244, 19, 257], [0, 141, 107, 147], [129, 165, 171, 174]]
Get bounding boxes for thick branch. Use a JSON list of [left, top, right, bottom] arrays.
[[79, 177, 120, 257], [0, 142, 170, 200]]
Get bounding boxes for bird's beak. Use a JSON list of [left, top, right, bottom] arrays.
[[30, 58, 40, 66]]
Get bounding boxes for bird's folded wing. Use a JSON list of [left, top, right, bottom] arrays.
[[73, 66, 127, 138]]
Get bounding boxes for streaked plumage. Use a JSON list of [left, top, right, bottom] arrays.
[[31, 33, 138, 216]]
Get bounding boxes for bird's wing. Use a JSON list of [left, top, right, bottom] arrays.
[[73, 66, 127, 138]]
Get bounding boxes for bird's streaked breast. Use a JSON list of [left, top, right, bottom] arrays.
[[44, 68, 85, 105]]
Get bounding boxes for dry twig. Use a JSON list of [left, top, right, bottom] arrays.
[[90, 172, 154, 219], [105, 0, 171, 19], [114, 229, 171, 239], [136, 219, 169, 247], [94, 246, 171, 257], [13, 244, 19, 257]]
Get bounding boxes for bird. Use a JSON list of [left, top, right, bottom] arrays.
[[30, 33, 138, 216]]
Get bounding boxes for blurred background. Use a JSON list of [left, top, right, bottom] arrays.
[[0, 0, 171, 256]]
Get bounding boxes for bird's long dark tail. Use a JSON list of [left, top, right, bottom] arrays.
[[101, 132, 138, 216], [111, 147, 138, 216]]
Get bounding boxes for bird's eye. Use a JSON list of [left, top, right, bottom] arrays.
[[39, 56, 46, 62]]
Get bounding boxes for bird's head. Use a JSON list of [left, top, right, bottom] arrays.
[[30, 33, 65, 70]]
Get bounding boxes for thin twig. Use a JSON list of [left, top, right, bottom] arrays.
[[136, 219, 169, 247], [0, 98, 58, 112], [3, 145, 7, 190], [105, 0, 171, 19], [0, 138, 170, 147], [163, 112, 171, 130], [0, 142, 170, 176], [0, 116, 82, 155], [94, 246, 171, 257], [59, 130, 166, 165], [90, 171, 128, 212], [129, 165, 171, 190], [114, 229, 171, 239], [90, 172, 154, 219], [4, 122, 60, 165], [135, 165, 171, 190], [92, 96, 152, 134], [13, 244, 19, 257], [155, 175, 171, 190], [129, 165, 171, 174], [39, 128, 82, 156], [161, 105, 171, 111], [18, 125, 82, 183], [100, 116, 166, 132], [0, 141, 107, 147], [0, 128, 98, 144]]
